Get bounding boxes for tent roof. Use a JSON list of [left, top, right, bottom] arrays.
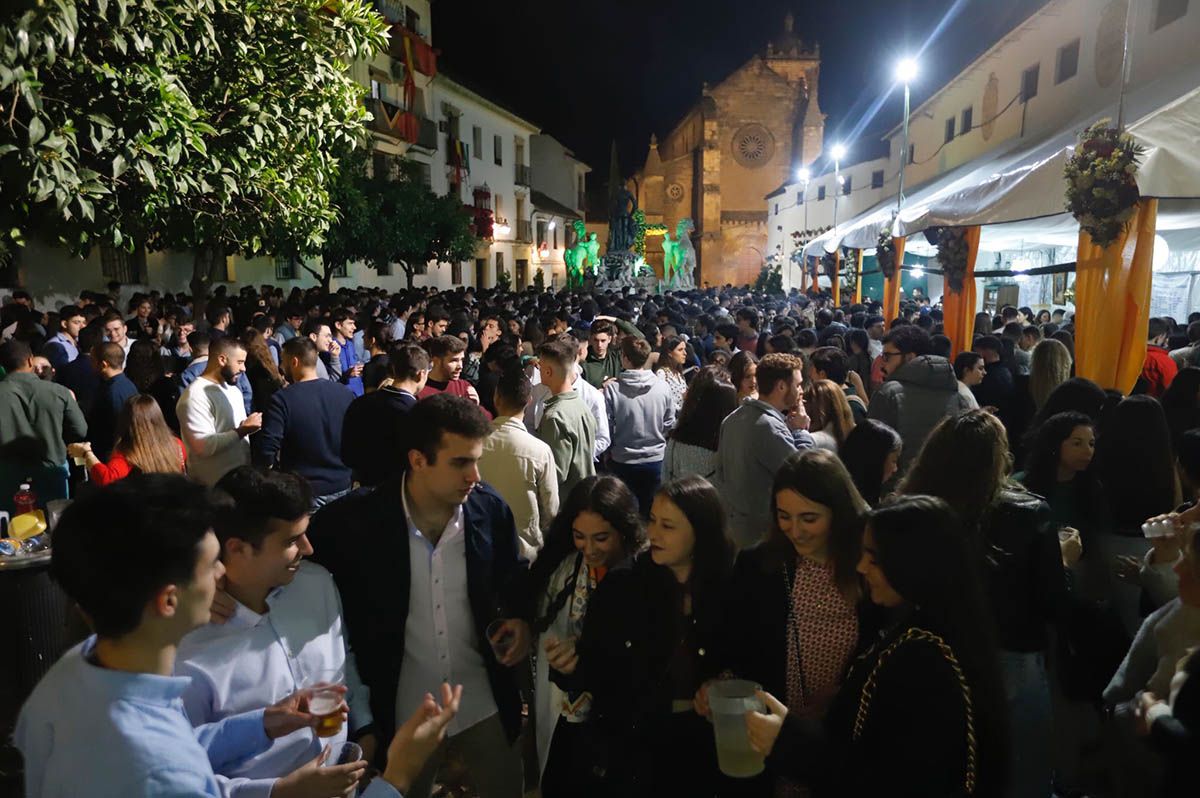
[[803, 61, 1200, 258]]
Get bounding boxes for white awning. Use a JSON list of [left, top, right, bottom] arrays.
[[803, 60, 1200, 258]]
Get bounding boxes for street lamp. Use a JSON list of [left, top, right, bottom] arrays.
[[831, 143, 846, 234], [895, 57, 918, 212], [796, 166, 811, 231]]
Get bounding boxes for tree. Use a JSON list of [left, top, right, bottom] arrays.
[[0, 1, 386, 303], [362, 160, 476, 289]]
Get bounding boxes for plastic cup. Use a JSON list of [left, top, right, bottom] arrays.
[[305, 668, 345, 739], [327, 741, 363, 767], [708, 679, 766, 778], [1142, 518, 1176, 539], [486, 619, 515, 660]]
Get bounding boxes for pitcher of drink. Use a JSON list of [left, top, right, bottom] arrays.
[[708, 679, 766, 778]]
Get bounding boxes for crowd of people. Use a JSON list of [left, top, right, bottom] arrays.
[[1, 280, 1198, 798]]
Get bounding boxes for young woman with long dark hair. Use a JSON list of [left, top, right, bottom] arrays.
[[805, 379, 856, 452], [663, 372, 738, 483], [899, 410, 1064, 798], [560, 475, 734, 797], [708, 449, 872, 796], [1017, 411, 1105, 545], [654, 335, 690, 414], [730, 350, 759, 403], [522, 476, 643, 797], [838, 419, 903, 506], [746, 496, 1009, 797]]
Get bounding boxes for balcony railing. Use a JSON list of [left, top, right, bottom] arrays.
[[388, 24, 437, 77], [514, 164, 532, 186], [369, 99, 436, 149], [516, 220, 532, 242]]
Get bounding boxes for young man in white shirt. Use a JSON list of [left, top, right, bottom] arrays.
[[178, 467, 375, 797], [479, 367, 559, 562], [177, 336, 262, 486]]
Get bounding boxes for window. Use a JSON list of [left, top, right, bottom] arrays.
[[944, 117, 955, 143], [553, 225, 558, 249], [452, 261, 463, 285], [841, 175, 852, 196], [536, 219, 548, 245], [817, 185, 826, 201], [961, 106, 973, 133], [376, 261, 392, 277], [100, 245, 148, 283], [405, 6, 420, 36], [1155, 0, 1189, 30], [1055, 39, 1080, 84], [494, 194, 503, 216], [1021, 63, 1040, 102], [369, 79, 381, 100], [908, 143, 915, 164], [774, 203, 779, 215], [273, 254, 297, 280], [495, 251, 505, 280], [871, 169, 884, 189], [494, 134, 502, 166], [330, 262, 348, 279], [472, 126, 482, 158]]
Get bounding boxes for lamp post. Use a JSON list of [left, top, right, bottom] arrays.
[[895, 57, 918, 213], [795, 166, 811, 291], [830, 144, 846, 298]]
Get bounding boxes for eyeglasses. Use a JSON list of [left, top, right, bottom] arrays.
[[881, 350, 904, 360]]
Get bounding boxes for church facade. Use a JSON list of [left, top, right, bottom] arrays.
[[633, 15, 825, 287]]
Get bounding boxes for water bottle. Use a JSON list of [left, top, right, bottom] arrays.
[[13, 482, 37, 516]]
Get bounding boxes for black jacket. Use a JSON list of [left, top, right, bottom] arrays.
[[979, 489, 1067, 652], [767, 617, 982, 797], [340, 387, 417, 487], [560, 554, 724, 795], [306, 478, 526, 748], [1151, 648, 1199, 798], [719, 539, 879, 700]]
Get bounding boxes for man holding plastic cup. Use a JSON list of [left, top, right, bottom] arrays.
[[309, 394, 531, 798], [176, 466, 378, 797]]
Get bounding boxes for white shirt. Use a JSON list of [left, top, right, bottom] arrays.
[[868, 338, 883, 359], [398, 476, 499, 736], [177, 375, 249, 486], [175, 563, 373, 798], [479, 416, 560, 563], [526, 365, 610, 459]]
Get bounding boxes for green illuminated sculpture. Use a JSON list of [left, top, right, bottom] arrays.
[[564, 219, 597, 289]]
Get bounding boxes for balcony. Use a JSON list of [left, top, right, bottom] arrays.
[[516, 220, 532, 243], [388, 24, 437, 77], [369, 99, 436, 149], [514, 164, 532, 186]]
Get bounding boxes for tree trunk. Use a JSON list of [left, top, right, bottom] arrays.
[[321, 264, 333, 295], [191, 243, 224, 322], [403, 262, 414, 289]]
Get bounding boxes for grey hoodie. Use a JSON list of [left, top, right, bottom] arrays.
[[603, 369, 676, 465], [868, 355, 973, 468]]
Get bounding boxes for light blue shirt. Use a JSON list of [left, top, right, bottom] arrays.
[[176, 562, 375, 798], [43, 332, 79, 369], [15, 637, 272, 797]]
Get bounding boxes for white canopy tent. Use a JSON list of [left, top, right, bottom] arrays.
[[802, 60, 1200, 261]]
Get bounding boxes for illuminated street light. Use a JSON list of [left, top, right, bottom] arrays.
[[896, 57, 919, 84]]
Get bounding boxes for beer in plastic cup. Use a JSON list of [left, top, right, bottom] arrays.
[[305, 668, 345, 739], [709, 679, 767, 778]]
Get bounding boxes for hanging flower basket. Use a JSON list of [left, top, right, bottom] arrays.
[[876, 226, 897, 280], [1064, 121, 1145, 249], [937, 227, 970, 292]]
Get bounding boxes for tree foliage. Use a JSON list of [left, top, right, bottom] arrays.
[[0, 0, 387, 296]]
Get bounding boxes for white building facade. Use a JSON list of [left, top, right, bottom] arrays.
[[530, 134, 591, 289]]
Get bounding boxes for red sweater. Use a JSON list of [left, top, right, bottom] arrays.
[[90, 438, 187, 486], [1142, 346, 1178, 398], [418, 379, 493, 419]]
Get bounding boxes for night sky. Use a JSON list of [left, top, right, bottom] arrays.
[[432, 0, 1047, 181]]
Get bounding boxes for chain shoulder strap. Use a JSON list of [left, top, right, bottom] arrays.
[[851, 627, 977, 795]]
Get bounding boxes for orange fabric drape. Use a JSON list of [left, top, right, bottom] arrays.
[[882, 237, 906, 323], [854, 249, 864, 304], [831, 250, 841, 307], [1075, 198, 1158, 394], [799, 258, 808, 293], [941, 226, 982, 359]]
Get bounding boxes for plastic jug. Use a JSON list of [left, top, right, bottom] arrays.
[[709, 679, 767, 778]]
